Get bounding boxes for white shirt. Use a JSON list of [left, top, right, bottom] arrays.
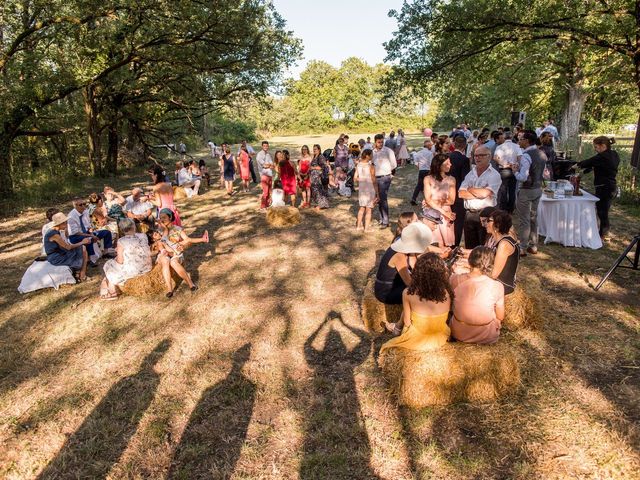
[[413, 148, 434, 171], [256, 150, 273, 177], [493, 140, 522, 169], [176, 167, 192, 186], [372, 146, 397, 176], [363, 142, 373, 151], [67, 208, 91, 236], [459, 166, 502, 211], [271, 189, 285, 207], [124, 195, 153, 216]]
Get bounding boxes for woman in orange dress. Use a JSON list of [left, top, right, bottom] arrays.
[[238, 145, 251, 192]]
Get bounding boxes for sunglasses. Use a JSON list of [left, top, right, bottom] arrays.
[[76, 202, 86, 206]]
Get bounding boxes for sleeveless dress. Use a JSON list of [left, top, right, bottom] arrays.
[[44, 229, 84, 269], [380, 310, 450, 353], [157, 187, 182, 226], [374, 247, 412, 305], [397, 135, 410, 161], [298, 158, 311, 189], [494, 236, 519, 294], [223, 154, 236, 181], [103, 234, 152, 285], [425, 175, 455, 246], [310, 155, 329, 209], [279, 160, 297, 196], [334, 144, 349, 170], [238, 150, 250, 181], [356, 162, 375, 208]]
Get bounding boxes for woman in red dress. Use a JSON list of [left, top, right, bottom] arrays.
[[297, 145, 312, 208], [238, 145, 251, 192], [276, 150, 298, 207]]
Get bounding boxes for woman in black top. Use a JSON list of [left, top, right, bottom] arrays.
[[576, 136, 620, 237], [487, 210, 519, 295]]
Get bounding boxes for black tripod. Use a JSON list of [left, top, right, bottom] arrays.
[[595, 235, 640, 290]]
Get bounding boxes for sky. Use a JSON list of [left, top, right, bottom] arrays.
[[272, 0, 403, 79]]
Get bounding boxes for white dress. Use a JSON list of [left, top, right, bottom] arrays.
[[103, 233, 152, 285]]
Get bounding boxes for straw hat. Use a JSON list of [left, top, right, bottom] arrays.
[[50, 212, 68, 227], [391, 222, 433, 254]]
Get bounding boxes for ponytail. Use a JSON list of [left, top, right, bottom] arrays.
[[593, 136, 615, 149]]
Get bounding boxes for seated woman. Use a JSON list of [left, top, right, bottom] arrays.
[[392, 211, 418, 242], [375, 223, 433, 334], [99, 218, 153, 300], [44, 212, 91, 282], [380, 253, 453, 354], [450, 246, 505, 344], [103, 186, 127, 222], [486, 209, 519, 295], [41, 208, 61, 257], [157, 208, 208, 297]]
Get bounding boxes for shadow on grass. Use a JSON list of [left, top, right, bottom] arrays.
[[168, 343, 256, 479], [300, 311, 378, 479], [37, 339, 171, 479]]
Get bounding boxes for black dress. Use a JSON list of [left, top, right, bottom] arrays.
[[374, 247, 411, 304], [494, 235, 518, 295]]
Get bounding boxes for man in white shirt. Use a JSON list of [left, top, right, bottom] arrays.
[[459, 146, 502, 248], [372, 133, 397, 228], [493, 131, 522, 212], [541, 119, 560, 143], [256, 141, 274, 208], [363, 136, 373, 151], [67, 197, 114, 263], [410, 139, 434, 205], [175, 161, 200, 198], [124, 188, 154, 228]]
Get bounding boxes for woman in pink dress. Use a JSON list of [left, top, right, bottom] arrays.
[[149, 166, 182, 226], [423, 153, 455, 246], [238, 145, 251, 192], [276, 149, 298, 207], [449, 246, 504, 344], [297, 145, 312, 208]]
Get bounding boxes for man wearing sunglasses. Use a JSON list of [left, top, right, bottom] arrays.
[[67, 197, 114, 265]]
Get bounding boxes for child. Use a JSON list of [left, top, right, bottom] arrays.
[[198, 159, 211, 187], [271, 180, 286, 207], [353, 149, 378, 231], [393, 211, 418, 242]]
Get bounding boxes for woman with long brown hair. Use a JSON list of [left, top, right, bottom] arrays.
[[380, 253, 453, 352], [423, 153, 456, 247]]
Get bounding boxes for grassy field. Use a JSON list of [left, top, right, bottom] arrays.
[[0, 134, 639, 479]]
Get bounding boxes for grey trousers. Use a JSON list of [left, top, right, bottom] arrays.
[[515, 187, 542, 249]]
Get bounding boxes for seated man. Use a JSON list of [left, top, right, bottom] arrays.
[[124, 187, 155, 232], [175, 161, 200, 198], [67, 197, 115, 264]]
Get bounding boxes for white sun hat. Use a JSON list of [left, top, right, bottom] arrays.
[[391, 222, 433, 254]]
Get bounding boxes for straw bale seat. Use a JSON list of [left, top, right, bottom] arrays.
[[503, 285, 542, 331], [173, 186, 188, 200], [361, 276, 403, 334], [120, 262, 182, 296], [266, 206, 301, 228]]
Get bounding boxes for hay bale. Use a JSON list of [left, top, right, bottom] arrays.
[[120, 262, 182, 296], [266, 206, 301, 228], [361, 277, 403, 334], [504, 285, 542, 330], [380, 341, 521, 407], [173, 186, 188, 200]]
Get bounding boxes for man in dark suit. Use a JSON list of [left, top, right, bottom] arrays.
[[448, 136, 471, 245]]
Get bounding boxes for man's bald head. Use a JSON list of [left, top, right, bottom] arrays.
[[473, 146, 492, 170]]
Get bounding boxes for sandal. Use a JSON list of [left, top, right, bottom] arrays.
[[190, 284, 199, 292], [166, 291, 174, 298], [100, 292, 118, 301]]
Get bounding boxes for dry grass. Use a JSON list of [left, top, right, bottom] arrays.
[[0, 135, 639, 479], [503, 285, 543, 331], [380, 340, 521, 407], [266, 206, 301, 228]]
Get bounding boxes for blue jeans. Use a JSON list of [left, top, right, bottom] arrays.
[[376, 174, 392, 225], [69, 230, 112, 257]]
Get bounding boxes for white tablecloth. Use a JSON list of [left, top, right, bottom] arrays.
[[537, 189, 603, 249]]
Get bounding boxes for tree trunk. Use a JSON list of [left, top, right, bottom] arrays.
[[84, 85, 102, 176], [0, 132, 14, 197], [559, 82, 586, 152], [106, 120, 118, 175]]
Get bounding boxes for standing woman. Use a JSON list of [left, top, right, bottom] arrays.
[[333, 135, 349, 171], [149, 166, 182, 226], [423, 153, 456, 247], [238, 144, 251, 192], [298, 145, 312, 208], [576, 136, 620, 238], [222, 145, 236, 195], [309, 144, 330, 210], [396, 129, 410, 167], [354, 149, 379, 231], [277, 149, 298, 206]]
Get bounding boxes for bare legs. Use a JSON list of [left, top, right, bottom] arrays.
[[356, 207, 372, 231], [159, 255, 196, 296]]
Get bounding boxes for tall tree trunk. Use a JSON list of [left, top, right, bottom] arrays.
[[559, 82, 586, 151], [106, 120, 119, 175], [84, 85, 102, 176], [0, 132, 14, 197]]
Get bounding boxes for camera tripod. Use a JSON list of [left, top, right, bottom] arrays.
[[595, 235, 640, 291]]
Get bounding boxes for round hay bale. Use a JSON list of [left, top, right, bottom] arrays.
[[380, 341, 521, 407], [120, 262, 182, 297], [361, 276, 402, 334], [266, 206, 301, 228], [504, 285, 542, 330], [173, 186, 188, 201]]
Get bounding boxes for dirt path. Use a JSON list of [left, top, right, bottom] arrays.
[[0, 156, 639, 479]]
